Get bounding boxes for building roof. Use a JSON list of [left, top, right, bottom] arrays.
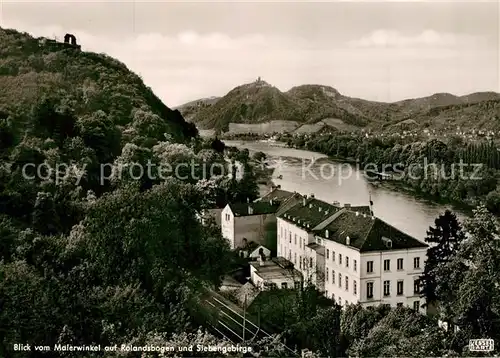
[[259, 187, 295, 203], [228, 201, 281, 217], [250, 259, 302, 281], [348, 205, 372, 215], [277, 197, 342, 231], [314, 210, 428, 252]]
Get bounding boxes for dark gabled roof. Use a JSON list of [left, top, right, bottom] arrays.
[[276, 192, 303, 217], [277, 197, 342, 231], [259, 188, 294, 203], [348, 205, 372, 215], [314, 211, 428, 252], [229, 201, 280, 217]]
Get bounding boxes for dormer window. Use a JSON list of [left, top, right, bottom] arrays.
[[325, 229, 329, 238]]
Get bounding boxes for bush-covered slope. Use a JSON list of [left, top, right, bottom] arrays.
[[0, 27, 197, 143]]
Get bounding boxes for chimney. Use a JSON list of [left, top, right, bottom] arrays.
[[344, 203, 351, 209], [346, 236, 350, 245], [310, 194, 315, 198], [248, 205, 253, 215], [258, 255, 265, 266], [270, 199, 273, 206], [277, 185, 281, 189], [303, 195, 307, 206], [247, 197, 250, 203]]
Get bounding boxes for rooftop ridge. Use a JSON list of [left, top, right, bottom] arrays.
[[312, 208, 347, 231]]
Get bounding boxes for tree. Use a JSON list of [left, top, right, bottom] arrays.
[[448, 205, 500, 342], [420, 210, 465, 309], [348, 306, 450, 357], [32, 191, 61, 235], [485, 189, 500, 214]]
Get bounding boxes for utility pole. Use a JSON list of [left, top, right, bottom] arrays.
[[242, 294, 247, 342]]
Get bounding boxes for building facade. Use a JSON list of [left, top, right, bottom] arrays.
[[276, 194, 428, 313]]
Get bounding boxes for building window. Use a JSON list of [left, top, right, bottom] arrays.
[[367, 282, 374, 299], [339, 254, 342, 265], [414, 279, 420, 294], [288, 250, 291, 261], [309, 257, 313, 268], [413, 300, 420, 311], [414, 257, 421, 269], [326, 269, 329, 282], [294, 234, 297, 245], [294, 253, 297, 264], [299, 256, 302, 269], [383, 280, 390, 296], [397, 258, 404, 270], [281, 282, 288, 289], [339, 273, 342, 288], [397, 302, 403, 307], [303, 258, 306, 269], [354, 260, 357, 272], [326, 249, 329, 259], [332, 293, 335, 300], [294, 281, 301, 289], [332, 251, 335, 262], [346, 256, 349, 268], [345, 276, 349, 291], [367, 261, 374, 273], [332, 269, 335, 284], [338, 297, 342, 306], [353, 280, 357, 295], [397, 280, 404, 295], [383, 259, 390, 271], [289, 233, 292, 243], [325, 290, 328, 297]]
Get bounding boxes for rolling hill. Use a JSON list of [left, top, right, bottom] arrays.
[[0, 27, 197, 144], [178, 78, 500, 134]]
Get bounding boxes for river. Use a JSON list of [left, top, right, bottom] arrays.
[[225, 140, 469, 241]]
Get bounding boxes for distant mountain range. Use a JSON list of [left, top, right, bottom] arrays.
[[176, 79, 500, 134]]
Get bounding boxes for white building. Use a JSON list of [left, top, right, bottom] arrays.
[[277, 194, 348, 288], [221, 187, 296, 250], [249, 257, 302, 290], [277, 194, 428, 314]]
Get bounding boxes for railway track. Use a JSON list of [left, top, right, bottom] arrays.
[[204, 293, 299, 357]]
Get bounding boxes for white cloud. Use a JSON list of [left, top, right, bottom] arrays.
[[2, 20, 497, 107], [349, 29, 482, 48]]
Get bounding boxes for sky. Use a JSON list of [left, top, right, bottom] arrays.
[[1, 1, 499, 107]]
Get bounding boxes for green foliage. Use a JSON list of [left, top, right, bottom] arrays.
[[348, 307, 451, 357], [420, 210, 465, 306], [0, 27, 264, 355], [287, 132, 500, 206]]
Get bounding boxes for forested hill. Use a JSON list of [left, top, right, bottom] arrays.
[[0, 27, 198, 143], [179, 79, 500, 133]]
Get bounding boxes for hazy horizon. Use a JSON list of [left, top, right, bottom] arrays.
[[1, 1, 498, 107]]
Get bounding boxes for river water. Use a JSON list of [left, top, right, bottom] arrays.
[[225, 140, 469, 241]]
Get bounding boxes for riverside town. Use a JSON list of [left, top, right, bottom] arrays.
[[1, 2, 499, 357]]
